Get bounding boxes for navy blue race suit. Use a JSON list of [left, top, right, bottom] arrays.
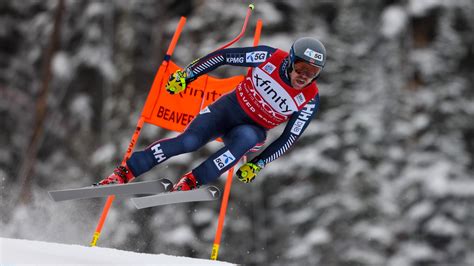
[[126, 46, 320, 184]]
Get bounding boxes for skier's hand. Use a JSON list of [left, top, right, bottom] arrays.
[[236, 162, 263, 183], [166, 70, 187, 95]]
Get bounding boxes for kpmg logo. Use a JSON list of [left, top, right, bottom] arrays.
[[246, 51, 267, 63], [213, 150, 235, 170], [227, 53, 245, 64], [227, 57, 244, 63]]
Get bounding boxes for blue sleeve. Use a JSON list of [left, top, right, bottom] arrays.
[[251, 94, 320, 167], [184, 45, 277, 82]]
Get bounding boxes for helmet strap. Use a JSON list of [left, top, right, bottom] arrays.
[[282, 56, 292, 79]]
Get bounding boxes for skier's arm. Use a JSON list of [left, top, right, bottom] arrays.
[[166, 45, 276, 94], [236, 94, 320, 183], [252, 94, 321, 167], [184, 45, 277, 83]]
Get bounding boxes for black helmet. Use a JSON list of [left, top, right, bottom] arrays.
[[288, 37, 326, 78]]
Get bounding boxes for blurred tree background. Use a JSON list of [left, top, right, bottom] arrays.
[[1, 0, 473, 265]]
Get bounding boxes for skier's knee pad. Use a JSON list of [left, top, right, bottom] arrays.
[[179, 131, 204, 153], [225, 125, 266, 151]]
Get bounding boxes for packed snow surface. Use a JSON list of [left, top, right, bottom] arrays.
[[0, 237, 235, 265]]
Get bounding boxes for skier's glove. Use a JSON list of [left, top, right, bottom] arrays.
[[166, 69, 187, 95], [236, 160, 264, 183]]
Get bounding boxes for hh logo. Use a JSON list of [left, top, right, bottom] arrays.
[[213, 150, 235, 170], [246, 51, 268, 63], [151, 143, 167, 163]]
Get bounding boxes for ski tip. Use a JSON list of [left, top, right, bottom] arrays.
[[48, 190, 68, 202], [131, 198, 142, 209], [47, 191, 56, 201]]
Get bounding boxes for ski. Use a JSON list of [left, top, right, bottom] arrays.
[[48, 179, 173, 202], [131, 186, 221, 209]]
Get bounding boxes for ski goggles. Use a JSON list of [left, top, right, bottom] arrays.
[[293, 60, 322, 79]]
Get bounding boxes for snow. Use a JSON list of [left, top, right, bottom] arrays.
[[70, 94, 93, 124], [380, 5, 408, 39], [91, 143, 117, 165], [406, 201, 435, 222], [0, 237, 234, 265], [256, 2, 283, 25], [447, 181, 474, 197], [410, 49, 444, 78], [353, 222, 393, 246], [3, 1, 474, 265], [165, 226, 196, 245], [426, 215, 461, 237], [52, 52, 73, 80], [397, 241, 436, 261], [408, 0, 443, 16], [304, 228, 331, 246], [344, 247, 385, 265], [192, 208, 215, 225]]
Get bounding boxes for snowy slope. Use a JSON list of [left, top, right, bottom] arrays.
[[0, 237, 234, 265]]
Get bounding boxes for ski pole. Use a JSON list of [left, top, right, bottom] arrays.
[[212, 3, 255, 52], [90, 17, 187, 247], [198, 3, 255, 112]]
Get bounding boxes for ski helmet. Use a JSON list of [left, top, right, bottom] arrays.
[[288, 37, 326, 78]]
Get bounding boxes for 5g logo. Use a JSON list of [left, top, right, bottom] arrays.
[[246, 51, 268, 63], [304, 48, 323, 62], [213, 150, 236, 170]]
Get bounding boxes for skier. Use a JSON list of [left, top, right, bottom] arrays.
[[95, 37, 326, 191]]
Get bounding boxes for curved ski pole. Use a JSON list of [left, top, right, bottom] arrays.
[[199, 3, 255, 113], [212, 4, 255, 52]]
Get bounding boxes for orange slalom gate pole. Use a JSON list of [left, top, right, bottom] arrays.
[[210, 16, 263, 261], [211, 167, 235, 260], [90, 17, 187, 247], [164, 17, 187, 65], [90, 118, 145, 247], [253, 19, 263, 46]]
